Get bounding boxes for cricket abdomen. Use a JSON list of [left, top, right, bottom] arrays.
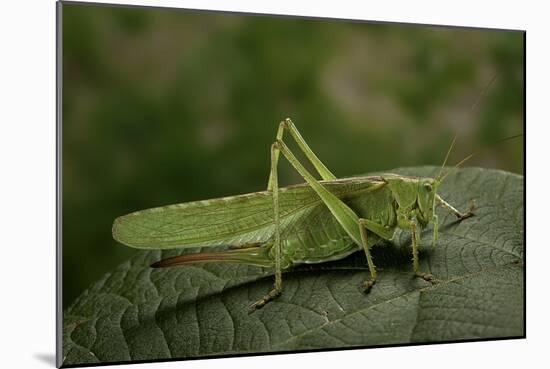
[[271, 184, 397, 268], [279, 230, 357, 267], [151, 182, 398, 270], [271, 213, 380, 268]]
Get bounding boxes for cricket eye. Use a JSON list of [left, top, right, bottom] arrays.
[[423, 183, 432, 192]]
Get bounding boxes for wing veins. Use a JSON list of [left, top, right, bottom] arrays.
[[114, 179, 386, 248]]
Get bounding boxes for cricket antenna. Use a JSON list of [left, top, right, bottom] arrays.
[[437, 134, 457, 180], [439, 133, 523, 183], [437, 74, 498, 182], [470, 74, 498, 113]]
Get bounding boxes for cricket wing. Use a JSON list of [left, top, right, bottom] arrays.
[[112, 177, 385, 249]]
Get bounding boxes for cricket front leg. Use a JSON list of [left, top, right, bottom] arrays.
[[410, 221, 435, 283], [250, 143, 283, 311], [436, 194, 475, 220]]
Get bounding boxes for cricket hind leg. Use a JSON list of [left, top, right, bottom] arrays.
[[253, 121, 397, 308], [267, 118, 336, 191], [251, 119, 343, 311], [271, 138, 398, 296], [250, 143, 283, 311]]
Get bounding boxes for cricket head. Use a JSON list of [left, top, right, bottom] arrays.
[[415, 177, 439, 227], [382, 175, 439, 228]]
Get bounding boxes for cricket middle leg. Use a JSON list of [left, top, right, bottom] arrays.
[[410, 221, 435, 282], [252, 120, 343, 310], [357, 217, 402, 292]]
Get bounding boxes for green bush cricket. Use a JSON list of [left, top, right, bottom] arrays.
[[112, 118, 476, 310]]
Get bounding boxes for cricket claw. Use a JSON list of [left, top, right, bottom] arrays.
[[248, 301, 265, 313], [361, 279, 376, 293], [458, 200, 476, 220], [249, 288, 281, 313], [458, 213, 473, 221], [415, 272, 436, 283]]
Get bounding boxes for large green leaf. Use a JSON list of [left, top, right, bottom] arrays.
[[62, 166, 524, 366]]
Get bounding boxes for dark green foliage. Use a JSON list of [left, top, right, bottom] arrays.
[[63, 167, 524, 366]]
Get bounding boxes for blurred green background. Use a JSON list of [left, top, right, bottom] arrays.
[[61, 3, 524, 309]]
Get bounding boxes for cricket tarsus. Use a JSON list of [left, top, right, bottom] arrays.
[[436, 195, 475, 220], [460, 201, 476, 220], [359, 218, 377, 293], [362, 279, 375, 293], [249, 287, 281, 312]]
